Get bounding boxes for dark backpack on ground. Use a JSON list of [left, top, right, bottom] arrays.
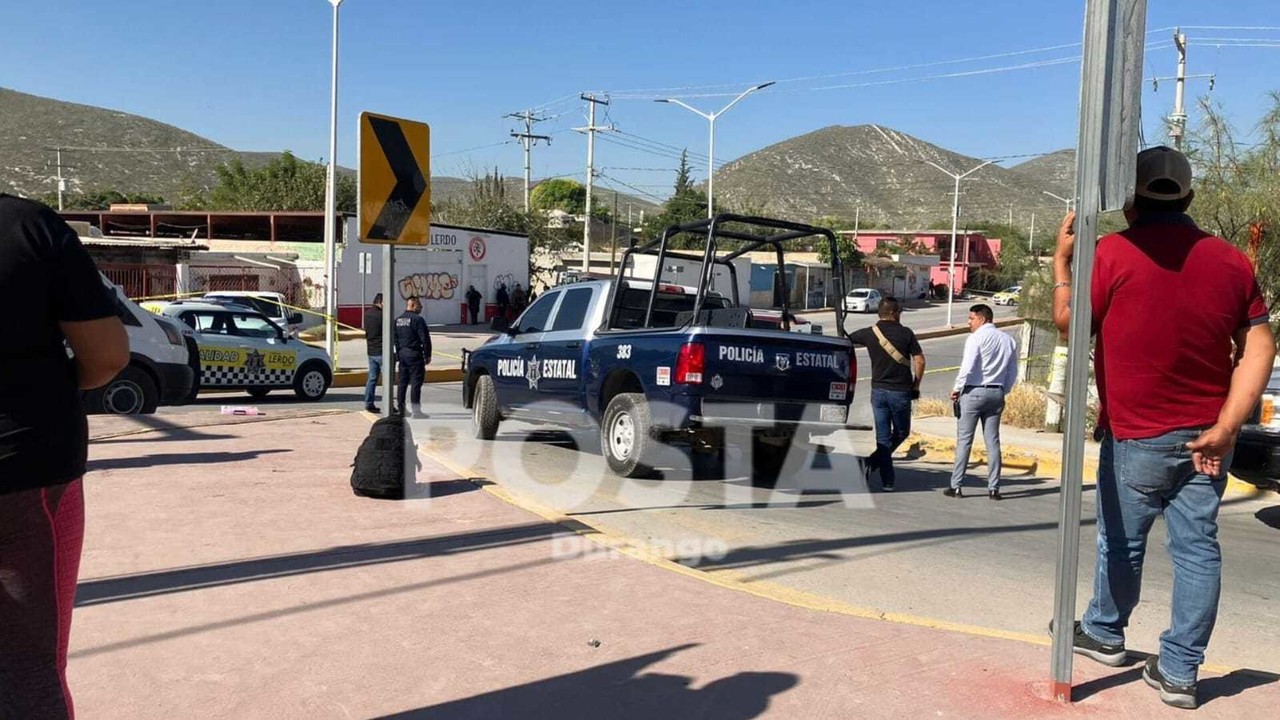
[[351, 414, 405, 500]]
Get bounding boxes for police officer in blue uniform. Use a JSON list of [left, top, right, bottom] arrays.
[[393, 296, 432, 417]]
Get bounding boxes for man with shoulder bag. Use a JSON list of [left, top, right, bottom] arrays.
[[849, 298, 926, 491]]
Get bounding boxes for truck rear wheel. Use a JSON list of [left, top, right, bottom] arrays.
[[472, 375, 500, 440], [601, 393, 654, 478], [751, 432, 791, 486]]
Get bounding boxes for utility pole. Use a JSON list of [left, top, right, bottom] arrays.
[[610, 191, 619, 273], [50, 148, 74, 211], [1171, 28, 1188, 151], [322, 0, 344, 362], [1029, 212, 1036, 253], [922, 158, 994, 327], [507, 109, 552, 211], [575, 93, 610, 272], [1008, 203, 1014, 227]]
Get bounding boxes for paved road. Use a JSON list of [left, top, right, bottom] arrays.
[[396, 382, 1280, 677]]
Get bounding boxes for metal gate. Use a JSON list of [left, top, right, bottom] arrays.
[[99, 264, 177, 300]]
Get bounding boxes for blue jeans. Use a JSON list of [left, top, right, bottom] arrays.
[[869, 388, 912, 486], [364, 355, 383, 407], [951, 386, 1005, 490], [1082, 429, 1229, 686]]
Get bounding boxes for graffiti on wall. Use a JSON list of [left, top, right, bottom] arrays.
[[492, 273, 515, 294], [400, 272, 460, 301]]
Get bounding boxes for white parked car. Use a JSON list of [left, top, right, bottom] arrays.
[[202, 291, 305, 335], [86, 274, 197, 414], [843, 288, 883, 314], [158, 301, 333, 401]]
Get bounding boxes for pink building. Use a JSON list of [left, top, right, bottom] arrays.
[[838, 229, 1004, 293]]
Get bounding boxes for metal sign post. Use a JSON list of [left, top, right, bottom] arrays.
[[356, 111, 431, 419], [1050, 0, 1147, 703]]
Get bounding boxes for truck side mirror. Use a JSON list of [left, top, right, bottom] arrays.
[[289, 312, 304, 325]]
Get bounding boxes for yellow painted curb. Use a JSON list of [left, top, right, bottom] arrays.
[[331, 368, 464, 388]]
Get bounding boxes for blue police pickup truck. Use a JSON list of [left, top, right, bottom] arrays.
[[462, 214, 856, 481]]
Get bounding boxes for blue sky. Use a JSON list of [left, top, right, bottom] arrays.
[[5, 1, 1280, 204]]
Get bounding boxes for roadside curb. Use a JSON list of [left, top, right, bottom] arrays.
[[332, 368, 464, 388], [907, 427, 1266, 500], [914, 316, 1023, 341]]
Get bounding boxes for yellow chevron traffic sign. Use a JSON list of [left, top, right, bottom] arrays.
[[358, 112, 430, 245]]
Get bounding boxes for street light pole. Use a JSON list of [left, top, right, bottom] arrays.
[[923, 158, 994, 327], [323, 0, 343, 362], [656, 81, 775, 218], [1043, 190, 1076, 215]]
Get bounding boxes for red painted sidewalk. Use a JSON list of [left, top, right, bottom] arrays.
[[69, 411, 1277, 718]]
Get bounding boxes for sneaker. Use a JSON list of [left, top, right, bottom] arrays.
[[1143, 655, 1197, 709], [882, 483, 895, 493], [365, 404, 381, 414], [989, 489, 1003, 501], [943, 487, 963, 498], [1050, 620, 1126, 667]]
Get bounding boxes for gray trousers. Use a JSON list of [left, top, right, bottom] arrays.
[[951, 386, 1005, 490]]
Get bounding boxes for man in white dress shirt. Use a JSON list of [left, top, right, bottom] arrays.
[[946, 303, 1018, 499]]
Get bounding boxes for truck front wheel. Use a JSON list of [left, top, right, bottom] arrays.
[[472, 375, 500, 440], [601, 393, 654, 478]]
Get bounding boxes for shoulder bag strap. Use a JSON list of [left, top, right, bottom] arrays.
[[871, 325, 910, 366]]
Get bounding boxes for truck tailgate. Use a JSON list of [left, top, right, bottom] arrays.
[[696, 330, 854, 415]]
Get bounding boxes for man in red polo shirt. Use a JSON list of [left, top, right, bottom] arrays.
[[1051, 146, 1275, 709]]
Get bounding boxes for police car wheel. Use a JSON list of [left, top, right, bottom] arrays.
[[602, 393, 653, 478], [472, 375, 500, 440], [247, 388, 271, 399], [293, 363, 330, 401], [96, 365, 159, 415]]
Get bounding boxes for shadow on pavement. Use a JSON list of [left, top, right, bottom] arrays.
[[76, 524, 560, 607], [71, 553, 564, 660], [374, 645, 797, 720], [1072, 653, 1279, 706], [1255, 505, 1280, 530], [86, 448, 292, 471], [567, 500, 842, 517], [692, 517, 1096, 574]]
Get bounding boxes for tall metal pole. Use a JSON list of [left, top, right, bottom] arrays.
[[580, 94, 601, 272], [1030, 212, 1036, 252], [323, 0, 343, 362], [56, 148, 66, 211], [656, 81, 775, 219], [1171, 28, 1188, 151], [707, 115, 716, 218], [610, 191, 619, 273], [924, 158, 993, 326], [1050, 0, 1148, 702]]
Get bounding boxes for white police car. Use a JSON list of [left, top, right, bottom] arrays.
[[157, 300, 333, 401]]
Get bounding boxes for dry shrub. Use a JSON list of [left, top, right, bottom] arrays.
[[914, 384, 1047, 428]]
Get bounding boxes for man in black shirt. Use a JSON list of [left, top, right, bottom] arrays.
[[465, 285, 483, 325], [849, 297, 926, 491], [0, 194, 129, 718], [363, 293, 384, 413], [393, 296, 432, 417]]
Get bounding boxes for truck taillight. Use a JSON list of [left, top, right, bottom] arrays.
[[675, 342, 705, 385]]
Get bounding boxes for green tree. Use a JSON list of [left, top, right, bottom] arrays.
[[530, 178, 586, 214], [433, 169, 579, 282], [640, 150, 717, 247], [205, 152, 356, 212], [812, 215, 865, 272], [1185, 93, 1280, 328]]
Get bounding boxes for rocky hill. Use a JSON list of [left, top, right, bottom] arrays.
[[0, 87, 656, 213], [713, 124, 1073, 230], [1008, 148, 1076, 200]]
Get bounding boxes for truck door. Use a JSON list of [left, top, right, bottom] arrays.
[[533, 286, 594, 424], [493, 291, 559, 412]]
